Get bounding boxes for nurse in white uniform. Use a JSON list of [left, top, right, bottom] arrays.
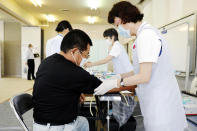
[[84, 28, 133, 75], [46, 20, 72, 57], [95, 1, 188, 131]]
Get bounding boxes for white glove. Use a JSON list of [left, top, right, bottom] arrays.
[[94, 79, 118, 95]]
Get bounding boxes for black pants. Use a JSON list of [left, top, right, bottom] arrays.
[[27, 59, 35, 80]]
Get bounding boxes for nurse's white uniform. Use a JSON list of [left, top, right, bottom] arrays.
[[109, 41, 133, 74], [133, 22, 187, 131], [46, 34, 63, 57]]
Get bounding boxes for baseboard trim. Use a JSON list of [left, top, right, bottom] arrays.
[[3, 75, 21, 78]]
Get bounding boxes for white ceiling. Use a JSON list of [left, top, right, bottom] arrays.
[[0, 9, 19, 22], [12, 0, 144, 24]]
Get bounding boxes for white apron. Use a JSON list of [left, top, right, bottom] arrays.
[[133, 24, 188, 131]]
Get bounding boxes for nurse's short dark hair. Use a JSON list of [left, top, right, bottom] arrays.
[[108, 1, 144, 24], [55, 20, 73, 32], [103, 28, 119, 41], [61, 29, 92, 53]]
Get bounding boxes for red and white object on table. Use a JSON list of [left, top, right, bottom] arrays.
[[182, 94, 197, 116]]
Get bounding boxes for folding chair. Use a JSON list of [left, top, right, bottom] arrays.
[[9, 93, 33, 131]]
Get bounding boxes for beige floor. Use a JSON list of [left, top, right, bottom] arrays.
[[0, 77, 34, 103]]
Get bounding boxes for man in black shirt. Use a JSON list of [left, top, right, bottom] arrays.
[[33, 29, 102, 131]]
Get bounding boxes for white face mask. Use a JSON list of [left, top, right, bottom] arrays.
[[80, 58, 87, 67], [79, 53, 87, 67], [71, 50, 87, 67], [106, 38, 112, 46], [118, 25, 131, 38]]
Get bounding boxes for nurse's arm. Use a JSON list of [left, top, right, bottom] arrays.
[[120, 71, 134, 79], [123, 62, 152, 86], [88, 55, 113, 67]]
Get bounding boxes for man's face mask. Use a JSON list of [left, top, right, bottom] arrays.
[[118, 25, 131, 38], [71, 50, 88, 67], [79, 52, 87, 67]]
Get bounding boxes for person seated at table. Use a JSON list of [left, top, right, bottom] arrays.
[[32, 29, 136, 131], [33, 29, 103, 131]]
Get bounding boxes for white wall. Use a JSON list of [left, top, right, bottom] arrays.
[[44, 23, 132, 71], [142, 0, 197, 74], [143, 0, 197, 27], [4, 22, 21, 77], [45, 24, 111, 71], [43, 23, 130, 56], [44, 23, 113, 55], [44, 24, 114, 71], [0, 21, 4, 78]]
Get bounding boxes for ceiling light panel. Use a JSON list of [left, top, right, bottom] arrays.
[[88, 16, 96, 24], [30, 0, 42, 7], [87, 0, 100, 10], [44, 15, 56, 22]]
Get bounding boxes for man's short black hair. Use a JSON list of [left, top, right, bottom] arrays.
[[55, 20, 73, 32], [61, 29, 92, 53], [103, 28, 119, 41]]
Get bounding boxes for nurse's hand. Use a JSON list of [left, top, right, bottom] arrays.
[[84, 62, 93, 68], [94, 79, 118, 95]]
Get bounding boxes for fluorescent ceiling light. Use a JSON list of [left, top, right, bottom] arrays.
[[88, 16, 96, 24], [88, 0, 99, 10], [45, 15, 56, 22], [30, 0, 42, 7], [30, 0, 37, 7]]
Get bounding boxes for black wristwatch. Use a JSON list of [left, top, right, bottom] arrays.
[[120, 78, 125, 87]]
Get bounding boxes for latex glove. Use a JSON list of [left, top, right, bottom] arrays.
[[84, 62, 93, 68], [94, 79, 118, 95]]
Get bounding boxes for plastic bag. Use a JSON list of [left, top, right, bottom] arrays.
[[112, 95, 137, 127]]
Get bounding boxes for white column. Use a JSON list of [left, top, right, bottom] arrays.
[[152, 0, 169, 27], [0, 21, 4, 78], [168, 0, 183, 22], [142, 1, 153, 24]]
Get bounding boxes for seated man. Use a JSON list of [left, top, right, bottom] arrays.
[[32, 29, 136, 131], [32, 29, 103, 131]]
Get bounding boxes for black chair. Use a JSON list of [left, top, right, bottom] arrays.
[[9, 93, 33, 131]]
